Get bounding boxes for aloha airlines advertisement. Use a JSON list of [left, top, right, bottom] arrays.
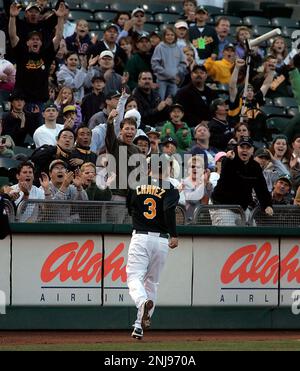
[[0, 234, 299, 306]]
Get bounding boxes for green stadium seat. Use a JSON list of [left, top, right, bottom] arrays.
[[271, 18, 299, 29], [226, 1, 255, 17], [242, 16, 271, 27], [94, 11, 118, 22], [266, 116, 291, 135], [81, 1, 110, 11], [252, 26, 274, 37], [287, 107, 299, 117], [68, 9, 94, 21], [0, 176, 10, 187], [260, 105, 285, 118], [153, 13, 180, 24], [273, 97, 298, 109]]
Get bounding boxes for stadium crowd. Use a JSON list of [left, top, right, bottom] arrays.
[[1, 0, 300, 224]]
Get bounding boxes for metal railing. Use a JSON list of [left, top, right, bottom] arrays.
[[10, 200, 300, 228], [3, 199, 15, 223], [248, 205, 300, 227], [192, 205, 247, 226], [15, 200, 187, 226]]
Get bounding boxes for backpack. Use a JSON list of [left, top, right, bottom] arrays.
[[0, 196, 10, 240]]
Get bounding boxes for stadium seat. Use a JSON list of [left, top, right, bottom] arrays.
[[266, 116, 291, 135], [0, 176, 9, 187], [287, 107, 299, 117], [281, 28, 298, 38], [205, 6, 224, 15], [262, 6, 293, 19], [260, 105, 285, 118], [143, 4, 169, 15], [94, 11, 118, 22], [242, 16, 271, 27], [271, 18, 299, 29], [252, 26, 274, 37], [143, 22, 160, 33], [109, 2, 138, 12], [68, 9, 94, 21], [273, 97, 298, 109], [153, 13, 180, 24], [81, 1, 110, 11], [88, 21, 101, 31], [226, 1, 255, 17], [221, 15, 242, 26], [13, 146, 34, 157]]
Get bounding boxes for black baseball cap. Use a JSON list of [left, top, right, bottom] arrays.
[[9, 91, 25, 101], [276, 174, 292, 186], [145, 126, 161, 137], [104, 23, 119, 32], [105, 90, 121, 100], [169, 103, 184, 113], [137, 32, 150, 42], [237, 136, 254, 147], [196, 6, 208, 14], [224, 43, 236, 51], [191, 64, 207, 73], [162, 136, 177, 147], [254, 148, 271, 160], [43, 102, 58, 111], [27, 30, 43, 40]]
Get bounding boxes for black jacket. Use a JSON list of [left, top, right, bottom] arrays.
[[132, 87, 169, 129], [208, 118, 233, 151], [175, 83, 217, 127], [212, 153, 272, 211]]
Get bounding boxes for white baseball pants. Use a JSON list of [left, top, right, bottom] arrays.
[[126, 231, 169, 329]]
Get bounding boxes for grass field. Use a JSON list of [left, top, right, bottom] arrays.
[[0, 340, 300, 351]]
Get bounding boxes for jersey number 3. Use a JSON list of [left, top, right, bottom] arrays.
[[143, 198, 157, 220]]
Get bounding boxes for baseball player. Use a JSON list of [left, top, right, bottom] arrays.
[[126, 154, 179, 340]]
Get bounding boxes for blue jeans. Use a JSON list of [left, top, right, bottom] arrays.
[[157, 80, 178, 100]]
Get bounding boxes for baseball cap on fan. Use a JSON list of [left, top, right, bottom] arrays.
[[237, 136, 254, 147], [25, 2, 41, 12], [132, 8, 145, 17]]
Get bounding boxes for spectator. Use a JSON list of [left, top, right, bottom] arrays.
[[133, 71, 171, 128], [95, 154, 117, 190], [175, 65, 217, 127], [87, 23, 127, 75], [62, 2, 76, 38], [160, 104, 192, 154], [269, 135, 292, 173], [208, 98, 233, 151], [10, 2, 60, 45], [211, 136, 273, 225], [149, 31, 162, 50], [57, 51, 87, 103], [85, 50, 125, 95], [190, 121, 217, 170], [145, 126, 161, 154], [227, 122, 250, 150], [65, 19, 92, 55], [209, 151, 226, 188], [175, 20, 201, 66], [33, 103, 64, 147], [8, 2, 65, 110], [70, 126, 97, 170], [288, 134, 300, 192], [89, 89, 120, 130], [151, 26, 187, 100], [204, 43, 236, 84], [113, 11, 131, 39], [80, 162, 112, 201], [252, 55, 292, 99], [124, 33, 153, 91], [254, 148, 288, 193], [40, 159, 88, 201], [181, 153, 212, 219], [269, 36, 288, 69], [272, 174, 293, 205], [215, 16, 231, 60], [11, 161, 45, 221], [105, 112, 141, 201], [54, 86, 82, 127], [235, 26, 264, 68], [119, 36, 133, 60], [189, 6, 218, 64], [30, 128, 75, 180], [118, 8, 148, 49], [1, 91, 39, 146], [182, 0, 197, 25], [0, 135, 15, 158], [81, 75, 106, 125], [133, 134, 151, 156], [0, 54, 15, 92], [294, 186, 300, 206]]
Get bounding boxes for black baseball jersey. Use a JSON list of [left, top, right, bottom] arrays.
[[127, 177, 179, 237]]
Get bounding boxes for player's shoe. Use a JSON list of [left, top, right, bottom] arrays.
[[141, 299, 153, 330], [131, 327, 143, 340]]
